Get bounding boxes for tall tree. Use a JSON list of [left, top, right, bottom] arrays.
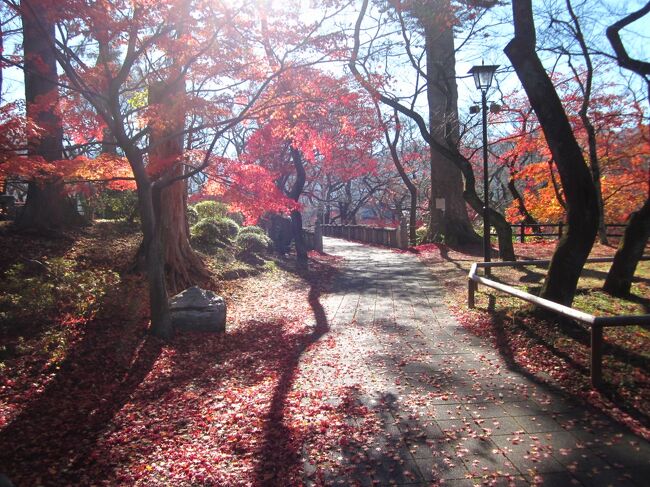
[[505, 0, 599, 306], [15, 0, 82, 231], [603, 1, 650, 295], [411, 1, 478, 245], [349, 0, 516, 259]]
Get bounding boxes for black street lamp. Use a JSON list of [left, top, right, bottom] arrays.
[[469, 63, 499, 274]]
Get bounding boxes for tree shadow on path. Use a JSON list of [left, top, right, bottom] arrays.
[[253, 260, 332, 486]]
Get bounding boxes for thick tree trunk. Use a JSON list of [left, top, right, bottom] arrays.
[[603, 198, 650, 296], [505, 0, 599, 306], [98, 39, 118, 156], [158, 168, 209, 293], [421, 8, 479, 246], [147, 80, 208, 293], [16, 2, 83, 231]]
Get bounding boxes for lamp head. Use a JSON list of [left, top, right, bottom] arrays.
[[468, 63, 499, 91]]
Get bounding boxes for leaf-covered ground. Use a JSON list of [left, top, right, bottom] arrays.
[[413, 240, 650, 440], [0, 222, 383, 485], [1, 223, 649, 485]]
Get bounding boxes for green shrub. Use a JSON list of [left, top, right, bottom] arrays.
[[238, 225, 266, 238], [186, 206, 199, 226], [227, 211, 245, 226], [416, 226, 428, 245], [190, 218, 224, 248], [0, 258, 119, 324], [190, 217, 240, 250], [219, 217, 240, 239], [236, 232, 271, 259], [192, 200, 229, 221]]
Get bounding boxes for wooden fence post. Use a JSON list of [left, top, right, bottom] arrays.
[[314, 219, 323, 252], [558, 222, 564, 240], [398, 217, 408, 249], [520, 224, 526, 243], [468, 279, 477, 308], [591, 324, 603, 389]]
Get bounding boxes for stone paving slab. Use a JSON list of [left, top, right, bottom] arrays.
[[307, 238, 649, 486]]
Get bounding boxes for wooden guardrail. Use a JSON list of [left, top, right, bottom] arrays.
[[492, 223, 628, 243], [467, 258, 650, 388], [320, 219, 409, 249]]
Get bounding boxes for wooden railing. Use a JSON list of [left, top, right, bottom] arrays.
[[467, 258, 650, 388], [493, 223, 628, 243], [320, 219, 409, 249]]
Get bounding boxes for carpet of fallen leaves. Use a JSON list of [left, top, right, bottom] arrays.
[[0, 223, 385, 486], [413, 240, 650, 441]]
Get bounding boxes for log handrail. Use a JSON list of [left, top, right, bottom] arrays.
[[492, 223, 629, 242], [467, 257, 650, 388]]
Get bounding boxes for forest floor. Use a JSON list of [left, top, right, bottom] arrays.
[[0, 221, 648, 486]]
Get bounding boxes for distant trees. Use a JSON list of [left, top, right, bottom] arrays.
[[0, 0, 646, 324]]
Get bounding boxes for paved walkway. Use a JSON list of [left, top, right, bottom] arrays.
[[310, 237, 649, 486]]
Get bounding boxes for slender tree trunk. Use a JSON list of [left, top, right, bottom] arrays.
[[421, 6, 479, 246], [603, 198, 650, 296], [147, 79, 208, 293], [144, 181, 173, 339], [379, 106, 418, 245], [288, 146, 308, 264], [16, 1, 83, 231], [505, 0, 598, 306], [124, 146, 173, 339], [565, 0, 608, 244], [507, 177, 537, 226]]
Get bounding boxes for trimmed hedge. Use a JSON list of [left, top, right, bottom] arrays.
[[187, 206, 199, 226], [192, 200, 228, 221], [238, 225, 267, 238], [190, 219, 224, 248], [236, 232, 271, 259]]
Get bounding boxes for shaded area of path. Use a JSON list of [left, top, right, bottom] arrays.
[[306, 237, 650, 486]]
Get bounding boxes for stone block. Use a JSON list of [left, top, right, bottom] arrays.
[[169, 286, 226, 332]]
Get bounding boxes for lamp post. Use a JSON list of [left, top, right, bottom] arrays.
[[469, 63, 499, 274]]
